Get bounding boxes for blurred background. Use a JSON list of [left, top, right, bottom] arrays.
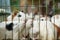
[[0, 0, 60, 22]]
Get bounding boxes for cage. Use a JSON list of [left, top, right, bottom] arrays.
[[0, 0, 60, 40]]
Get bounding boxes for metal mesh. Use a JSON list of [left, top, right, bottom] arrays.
[[0, 0, 60, 40]]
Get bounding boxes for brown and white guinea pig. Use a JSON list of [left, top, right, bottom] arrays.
[[6, 11, 26, 31], [0, 11, 26, 39]]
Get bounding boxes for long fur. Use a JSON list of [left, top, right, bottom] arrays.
[[29, 17, 57, 40], [51, 15, 60, 39], [51, 15, 60, 28], [0, 11, 26, 40]]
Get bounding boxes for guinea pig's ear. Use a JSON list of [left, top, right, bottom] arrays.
[[21, 10, 24, 12], [13, 10, 19, 16]]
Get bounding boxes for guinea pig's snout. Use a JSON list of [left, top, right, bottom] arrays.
[[6, 23, 13, 31]]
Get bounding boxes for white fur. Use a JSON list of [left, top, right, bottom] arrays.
[[0, 21, 19, 39], [26, 12, 34, 19], [19, 12, 34, 38], [0, 11, 26, 40], [34, 15, 42, 20], [51, 15, 60, 39], [5, 20, 25, 39], [20, 19, 33, 37], [51, 15, 60, 27], [17, 12, 26, 21], [0, 22, 6, 40], [29, 17, 57, 40], [7, 11, 25, 21]]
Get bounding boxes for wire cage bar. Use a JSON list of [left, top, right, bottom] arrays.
[[0, 0, 60, 40]]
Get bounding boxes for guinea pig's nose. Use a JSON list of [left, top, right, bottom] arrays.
[[6, 23, 13, 31], [18, 15, 21, 17]]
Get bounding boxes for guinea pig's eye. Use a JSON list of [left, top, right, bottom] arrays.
[[42, 19, 43, 21], [18, 15, 21, 17]]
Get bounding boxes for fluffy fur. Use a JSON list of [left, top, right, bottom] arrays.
[[29, 17, 57, 40]]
